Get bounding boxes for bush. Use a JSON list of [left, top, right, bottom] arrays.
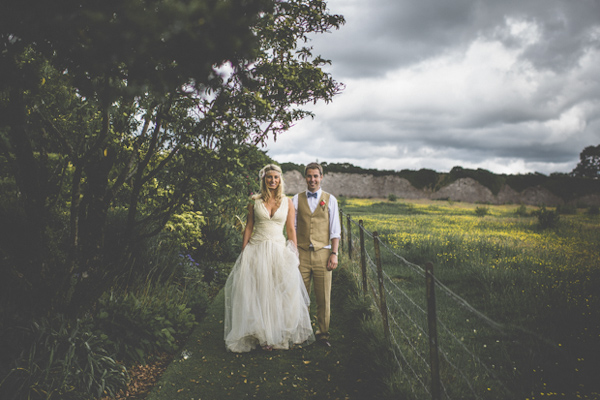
[[533, 206, 560, 229], [93, 284, 200, 365], [587, 205, 599, 215], [475, 206, 489, 217], [514, 204, 529, 217], [388, 194, 398, 202], [0, 314, 128, 400], [556, 204, 577, 215]]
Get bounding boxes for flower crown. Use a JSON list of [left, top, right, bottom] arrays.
[[259, 165, 281, 180]]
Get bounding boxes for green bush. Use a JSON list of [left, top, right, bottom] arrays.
[[533, 206, 560, 229], [388, 194, 398, 202], [475, 206, 489, 217], [514, 204, 529, 217], [0, 314, 128, 400], [556, 204, 577, 215], [93, 284, 200, 365]]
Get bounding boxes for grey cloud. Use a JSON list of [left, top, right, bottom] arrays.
[[266, 0, 600, 175], [318, 0, 600, 77]]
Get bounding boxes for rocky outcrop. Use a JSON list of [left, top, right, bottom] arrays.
[[283, 171, 596, 206], [430, 177, 496, 203]]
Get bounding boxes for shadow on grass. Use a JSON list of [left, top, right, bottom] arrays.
[[146, 267, 391, 400]]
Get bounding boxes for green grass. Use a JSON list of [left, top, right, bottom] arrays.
[[146, 198, 600, 399], [146, 267, 391, 400], [341, 198, 600, 400]]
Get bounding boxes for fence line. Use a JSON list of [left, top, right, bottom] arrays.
[[340, 209, 520, 400]]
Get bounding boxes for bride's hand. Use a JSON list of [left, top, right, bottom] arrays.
[[287, 240, 299, 257]]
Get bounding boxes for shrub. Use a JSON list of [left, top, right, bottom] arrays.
[[388, 194, 398, 202], [533, 206, 560, 229], [475, 206, 489, 217], [514, 204, 529, 217], [556, 204, 577, 215], [93, 284, 199, 365], [587, 205, 599, 216], [0, 314, 128, 400]]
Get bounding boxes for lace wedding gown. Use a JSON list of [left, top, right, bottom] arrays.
[[224, 198, 315, 352]]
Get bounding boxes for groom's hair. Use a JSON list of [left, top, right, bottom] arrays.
[[304, 162, 323, 176]]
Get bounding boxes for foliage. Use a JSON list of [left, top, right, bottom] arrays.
[[440, 166, 505, 194], [387, 194, 398, 202], [93, 287, 198, 366], [398, 168, 439, 190], [588, 205, 600, 215], [0, 314, 128, 400], [504, 172, 547, 191], [474, 205, 489, 217], [164, 211, 206, 255], [279, 162, 305, 175], [514, 204, 529, 216], [556, 203, 577, 215], [0, 0, 345, 317], [144, 266, 387, 400], [571, 144, 600, 179], [342, 198, 600, 399], [1, 0, 269, 101], [283, 160, 600, 202], [533, 205, 560, 229]]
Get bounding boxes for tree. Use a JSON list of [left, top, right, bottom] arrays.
[[0, 0, 345, 316], [571, 145, 600, 179]]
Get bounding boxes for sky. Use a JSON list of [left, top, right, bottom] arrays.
[[264, 0, 600, 175]]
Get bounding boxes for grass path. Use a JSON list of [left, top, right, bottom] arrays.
[[146, 268, 377, 400]]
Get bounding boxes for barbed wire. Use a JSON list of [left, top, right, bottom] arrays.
[[340, 210, 519, 399]]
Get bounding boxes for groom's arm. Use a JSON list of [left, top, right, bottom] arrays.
[[328, 195, 341, 242], [327, 238, 339, 271], [327, 196, 341, 271], [292, 194, 299, 231]]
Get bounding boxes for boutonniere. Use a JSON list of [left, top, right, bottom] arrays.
[[320, 200, 326, 210]]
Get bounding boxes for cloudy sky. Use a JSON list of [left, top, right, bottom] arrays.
[[264, 0, 600, 175]]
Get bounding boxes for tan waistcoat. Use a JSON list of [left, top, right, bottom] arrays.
[[297, 192, 331, 251]]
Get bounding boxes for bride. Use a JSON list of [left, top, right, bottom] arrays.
[[224, 164, 315, 352]]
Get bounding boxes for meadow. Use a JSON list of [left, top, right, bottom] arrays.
[[340, 198, 599, 399]]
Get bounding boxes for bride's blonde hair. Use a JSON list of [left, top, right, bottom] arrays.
[[253, 164, 285, 204]]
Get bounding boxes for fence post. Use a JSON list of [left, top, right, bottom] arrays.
[[373, 231, 389, 339], [339, 209, 344, 253], [359, 220, 367, 297], [425, 262, 441, 400], [347, 215, 353, 260]]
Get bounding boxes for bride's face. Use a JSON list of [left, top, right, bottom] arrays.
[[265, 171, 281, 191]]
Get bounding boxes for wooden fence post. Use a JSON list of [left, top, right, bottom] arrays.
[[347, 215, 352, 260], [373, 231, 389, 339], [339, 209, 344, 253], [425, 262, 441, 400], [359, 220, 367, 297]]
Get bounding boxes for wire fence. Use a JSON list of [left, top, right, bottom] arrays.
[[339, 209, 547, 400]]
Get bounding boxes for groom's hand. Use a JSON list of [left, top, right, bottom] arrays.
[[327, 254, 338, 271]]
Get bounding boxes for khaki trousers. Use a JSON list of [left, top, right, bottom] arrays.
[[298, 247, 332, 340]]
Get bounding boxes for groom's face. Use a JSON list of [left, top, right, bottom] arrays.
[[305, 168, 322, 192]]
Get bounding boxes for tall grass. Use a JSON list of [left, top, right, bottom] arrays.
[[342, 199, 600, 399]]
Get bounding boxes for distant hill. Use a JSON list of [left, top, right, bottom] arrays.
[[281, 162, 600, 206]]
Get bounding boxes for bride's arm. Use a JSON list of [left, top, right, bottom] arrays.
[[242, 203, 254, 250], [285, 198, 297, 248]]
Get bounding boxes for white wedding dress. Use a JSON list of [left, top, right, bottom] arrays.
[[224, 198, 315, 352]]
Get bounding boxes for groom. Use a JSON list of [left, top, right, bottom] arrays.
[[293, 162, 341, 347]]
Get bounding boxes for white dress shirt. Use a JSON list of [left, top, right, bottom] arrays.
[[292, 188, 341, 248]]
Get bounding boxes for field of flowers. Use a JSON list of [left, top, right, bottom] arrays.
[[341, 198, 600, 399]]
